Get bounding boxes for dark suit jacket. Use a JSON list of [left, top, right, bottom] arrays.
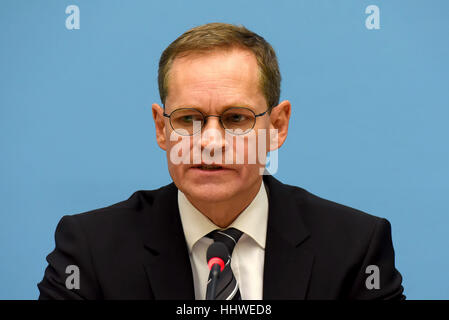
[[38, 175, 405, 299]]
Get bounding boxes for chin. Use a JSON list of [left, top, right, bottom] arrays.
[[178, 179, 242, 203]]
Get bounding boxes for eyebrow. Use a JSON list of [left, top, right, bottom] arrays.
[[167, 103, 256, 113]]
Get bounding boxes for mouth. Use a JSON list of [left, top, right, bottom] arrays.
[[192, 164, 225, 171]]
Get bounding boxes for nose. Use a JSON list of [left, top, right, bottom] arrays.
[[202, 115, 223, 131], [200, 116, 226, 152]]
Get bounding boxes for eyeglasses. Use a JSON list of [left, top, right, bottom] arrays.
[[163, 106, 271, 136]]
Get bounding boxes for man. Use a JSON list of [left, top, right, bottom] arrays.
[[38, 23, 405, 299]]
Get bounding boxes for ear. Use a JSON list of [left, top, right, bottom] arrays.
[[268, 100, 291, 151], [152, 103, 167, 151]]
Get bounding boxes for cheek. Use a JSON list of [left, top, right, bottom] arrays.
[[231, 133, 269, 166], [166, 157, 188, 187], [165, 142, 184, 178], [166, 133, 194, 165]]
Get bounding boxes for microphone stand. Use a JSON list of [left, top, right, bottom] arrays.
[[206, 263, 221, 300]]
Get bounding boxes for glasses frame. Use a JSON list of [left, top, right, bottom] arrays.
[[162, 106, 272, 136]]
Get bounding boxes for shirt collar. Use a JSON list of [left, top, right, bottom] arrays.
[[178, 181, 269, 252]]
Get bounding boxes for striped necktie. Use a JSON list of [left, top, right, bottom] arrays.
[[206, 227, 243, 300]]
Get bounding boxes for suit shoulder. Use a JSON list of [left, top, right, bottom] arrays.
[[64, 183, 172, 227], [283, 183, 392, 263], [281, 182, 384, 238], [304, 189, 381, 225]]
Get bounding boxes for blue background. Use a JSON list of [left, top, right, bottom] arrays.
[[1, 0, 448, 299]]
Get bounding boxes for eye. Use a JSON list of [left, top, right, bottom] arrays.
[[181, 115, 194, 123], [227, 113, 247, 122], [174, 113, 203, 124]]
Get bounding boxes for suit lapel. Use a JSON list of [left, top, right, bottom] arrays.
[[262, 175, 315, 299], [138, 182, 195, 299]]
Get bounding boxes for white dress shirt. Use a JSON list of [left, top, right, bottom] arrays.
[[178, 181, 269, 300]]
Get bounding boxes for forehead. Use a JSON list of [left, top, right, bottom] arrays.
[[165, 47, 266, 110]]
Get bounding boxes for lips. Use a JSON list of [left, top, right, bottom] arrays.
[[192, 164, 224, 170], [190, 163, 233, 171]]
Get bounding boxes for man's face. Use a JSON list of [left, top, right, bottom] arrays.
[[153, 47, 280, 203]]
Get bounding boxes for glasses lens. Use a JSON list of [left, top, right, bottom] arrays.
[[222, 108, 256, 134], [170, 109, 204, 135]]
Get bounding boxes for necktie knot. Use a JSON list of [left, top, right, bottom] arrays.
[[207, 227, 243, 255]]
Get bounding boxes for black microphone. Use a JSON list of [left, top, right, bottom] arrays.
[[205, 242, 229, 300]]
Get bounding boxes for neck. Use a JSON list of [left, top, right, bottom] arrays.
[[185, 178, 263, 228]]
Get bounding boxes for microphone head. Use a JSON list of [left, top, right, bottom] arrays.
[[206, 242, 229, 272]]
